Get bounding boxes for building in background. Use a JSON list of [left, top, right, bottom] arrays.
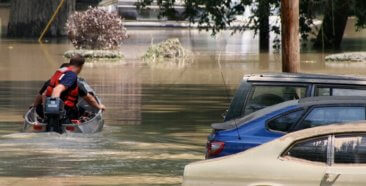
[[99, 0, 185, 21]]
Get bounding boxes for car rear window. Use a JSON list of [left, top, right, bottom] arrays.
[[267, 110, 304, 133], [243, 85, 307, 115], [213, 101, 299, 131]]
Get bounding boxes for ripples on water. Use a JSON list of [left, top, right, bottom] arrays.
[[0, 26, 365, 185], [0, 80, 229, 185]]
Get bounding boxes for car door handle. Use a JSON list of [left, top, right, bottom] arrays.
[[321, 173, 341, 185]]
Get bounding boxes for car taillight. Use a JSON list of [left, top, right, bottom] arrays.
[[207, 141, 225, 157], [71, 120, 81, 125], [65, 126, 75, 132], [33, 125, 44, 131]]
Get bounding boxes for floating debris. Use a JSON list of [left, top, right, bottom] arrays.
[[325, 52, 366, 62], [64, 49, 124, 60], [143, 38, 191, 63]]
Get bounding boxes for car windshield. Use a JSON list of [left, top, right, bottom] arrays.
[[243, 85, 307, 115]]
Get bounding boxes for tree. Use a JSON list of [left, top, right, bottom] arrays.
[[136, 0, 366, 50], [8, 0, 75, 37], [314, 0, 366, 49], [137, 0, 300, 72], [313, 0, 350, 49], [136, 0, 280, 52], [258, 0, 270, 51], [354, 0, 366, 30]]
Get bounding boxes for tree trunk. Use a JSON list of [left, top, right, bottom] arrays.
[[258, 0, 270, 51], [281, 0, 300, 73], [313, 0, 350, 49], [8, 0, 75, 37]]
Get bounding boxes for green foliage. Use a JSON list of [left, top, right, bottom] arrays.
[[136, 0, 366, 47], [354, 0, 366, 30]]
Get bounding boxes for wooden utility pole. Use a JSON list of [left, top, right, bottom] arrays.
[[281, 0, 300, 73]]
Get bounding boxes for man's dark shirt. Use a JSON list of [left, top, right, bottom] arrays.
[[39, 79, 87, 98], [59, 71, 77, 88]]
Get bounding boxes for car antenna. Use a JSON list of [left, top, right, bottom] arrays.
[[217, 52, 241, 140]]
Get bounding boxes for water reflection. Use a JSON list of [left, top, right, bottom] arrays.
[[85, 63, 143, 125]]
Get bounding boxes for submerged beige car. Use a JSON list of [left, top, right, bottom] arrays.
[[183, 123, 366, 186]]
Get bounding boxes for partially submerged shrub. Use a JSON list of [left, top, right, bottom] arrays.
[[66, 7, 128, 50], [64, 49, 123, 59], [143, 38, 190, 62], [325, 52, 366, 62], [147, 58, 193, 69]]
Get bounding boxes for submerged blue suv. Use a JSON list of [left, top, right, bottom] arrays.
[[206, 96, 366, 158]]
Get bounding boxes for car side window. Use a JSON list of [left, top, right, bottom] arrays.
[[285, 136, 328, 163], [334, 134, 366, 164], [267, 110, 304, 132], [243, 85, 307, 115], [301, 107, 366, 129], [316, 87, 366, 96]]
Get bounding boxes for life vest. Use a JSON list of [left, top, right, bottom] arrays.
[[45, 67, 79, 108]]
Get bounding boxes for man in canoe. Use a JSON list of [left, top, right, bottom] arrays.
[[32, 55, 105, 121]]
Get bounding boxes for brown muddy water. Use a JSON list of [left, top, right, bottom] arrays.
[[0, 25, 365, 185]]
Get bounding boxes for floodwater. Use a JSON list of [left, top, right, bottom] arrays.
[[0, 20, 365, 185]]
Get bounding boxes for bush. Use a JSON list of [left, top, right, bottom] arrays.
[[64, 49, 124, 59], [143, 38, 190, 62], [66, 7, 128, 50]]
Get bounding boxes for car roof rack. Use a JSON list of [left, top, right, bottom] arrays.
[[244, 73, 366, 85], [299, 96, 366, 105]]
